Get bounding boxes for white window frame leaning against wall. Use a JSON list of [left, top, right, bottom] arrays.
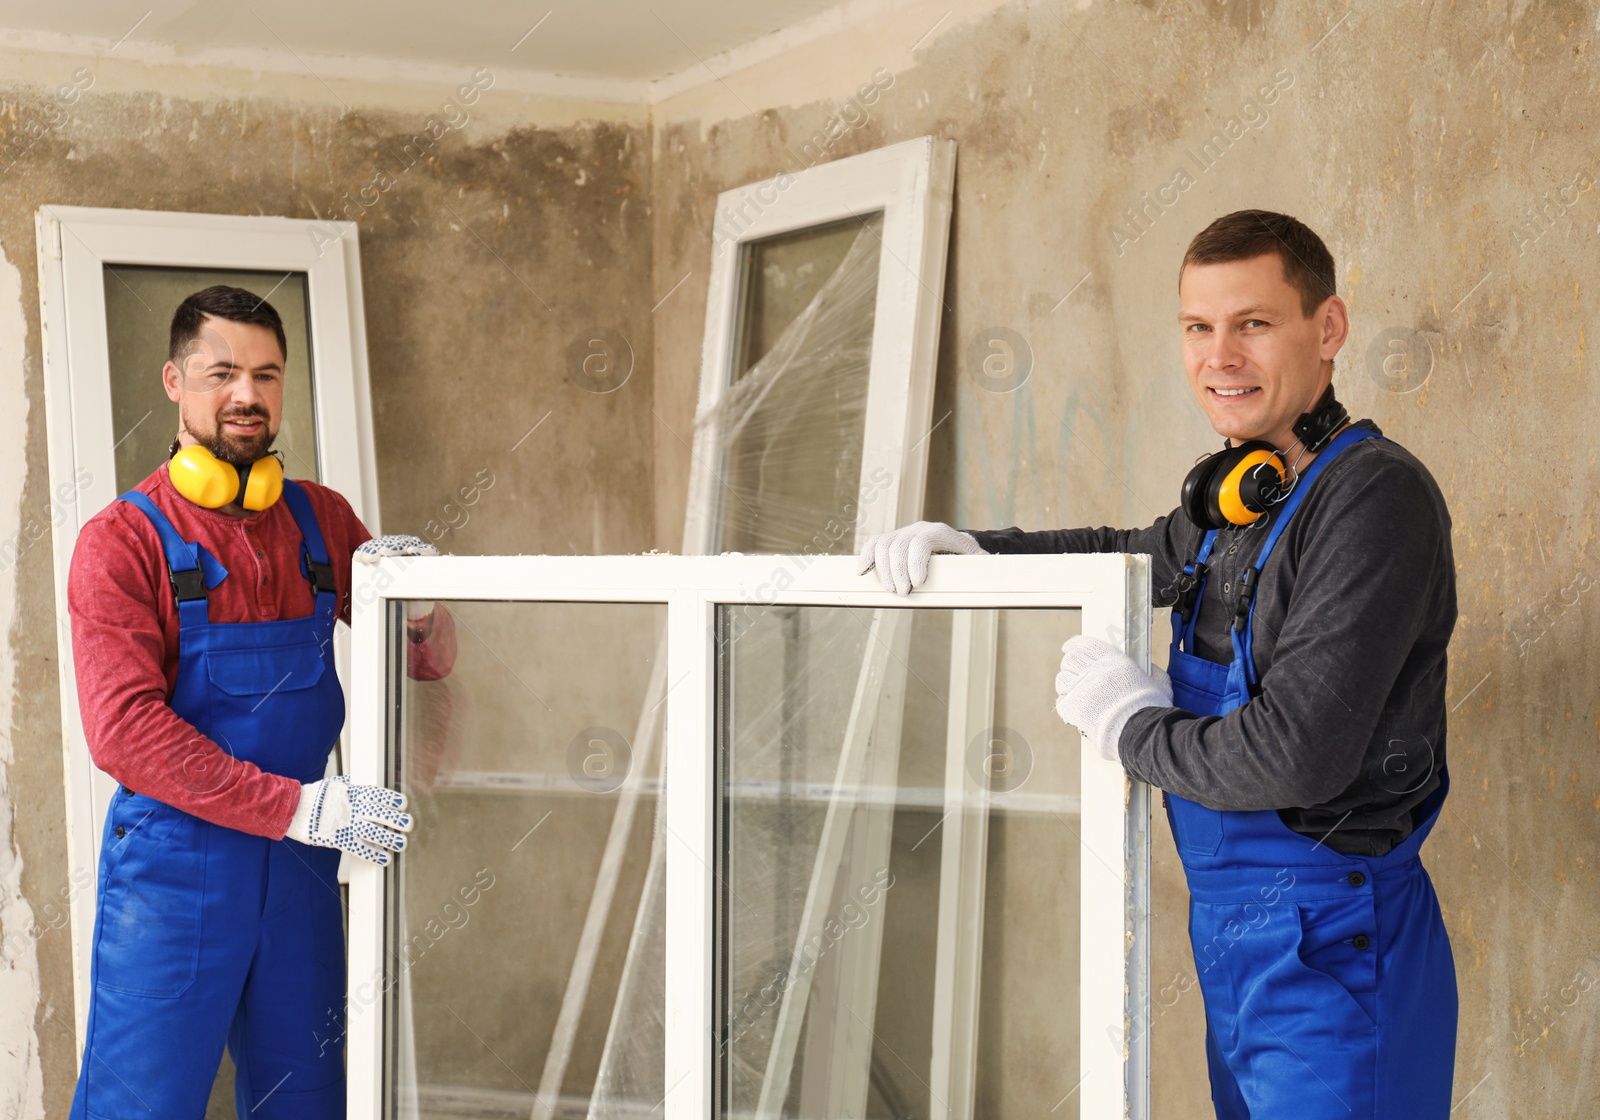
[[344, 552, 1154, 1120], [35, 205, 380, 1047]]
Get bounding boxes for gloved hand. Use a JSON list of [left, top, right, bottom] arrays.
[[1054, 636, 1173, 762], [355, 534, 439, 623], [285, 775, 414, 866], [857, 521, 985, 595], [354, 534, 439, 563]]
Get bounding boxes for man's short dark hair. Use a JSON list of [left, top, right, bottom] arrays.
[[1181, 210, 1336, 318], [168, 285, 287, 365]]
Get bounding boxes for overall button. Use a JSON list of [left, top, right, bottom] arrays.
[[1347, 871, 1367, 887], [114, 825, 126, 838], [1352, 934, 1371, 950]]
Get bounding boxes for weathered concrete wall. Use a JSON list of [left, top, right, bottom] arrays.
[[0, 51, 653, 1117], [651, 0, 1600, 1114]]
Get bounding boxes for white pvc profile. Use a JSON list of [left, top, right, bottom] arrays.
[[345, 552, 1151, 1120], [36, 205, 378, 1047]]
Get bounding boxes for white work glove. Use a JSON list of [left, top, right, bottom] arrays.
[[285, 775, 414, 866], [355, 534, 438, 622], [1054, 636, 1173, 762], [857, 521, 984, 595]]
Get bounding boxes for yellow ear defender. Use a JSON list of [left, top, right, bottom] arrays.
[[169, 444, 285, 511], [1180, 440, 1288, 529]]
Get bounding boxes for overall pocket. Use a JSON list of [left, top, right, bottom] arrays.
[[1291, 894, 1378, 1028], [1167, 792, 1224, 857], [95, 802, 207, 998]]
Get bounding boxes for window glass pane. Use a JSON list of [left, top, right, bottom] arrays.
[[715, 604, 1083, 1118], [712, 214, 883, 554], [733, 217, 867, 379], [102, 266, 317, 492], [386, 600, 666, 1119]]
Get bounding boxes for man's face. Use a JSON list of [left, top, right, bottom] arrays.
[[163, 317, 284, 466], [1178, 253, 1346, 450]]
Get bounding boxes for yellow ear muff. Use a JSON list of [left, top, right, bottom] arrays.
[[170, 445, 239, 509], [239, 454, 284, 511], [169, 445, 283, 510], [1216, 448, 1286, 526]]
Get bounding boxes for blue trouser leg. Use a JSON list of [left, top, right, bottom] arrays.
[[71, 803, 249, 1119], [1203, 1012, 1250, 1120], [229, 839, 346, 1120], [1371, 869, 1457, 1117]]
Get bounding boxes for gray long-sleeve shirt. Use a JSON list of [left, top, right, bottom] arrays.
[[968, 419, 1457, 856]]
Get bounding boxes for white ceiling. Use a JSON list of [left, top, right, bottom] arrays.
[[0, 0, 856, 85]]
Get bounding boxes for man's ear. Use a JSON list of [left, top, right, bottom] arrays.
[[162, 360, 183, 404], [1318, 295, 1350, 361]]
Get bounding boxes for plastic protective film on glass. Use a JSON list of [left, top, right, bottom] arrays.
[[715, 603, 1085, 1119], [699, 213, 883, 555], [384, 600, 667, 1119]]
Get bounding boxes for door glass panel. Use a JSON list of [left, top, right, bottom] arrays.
[[386, 600, 666, 1119], [713, 214, 883, 554], [715, 604, 1084, 1118], [102, 266, 318, 491]]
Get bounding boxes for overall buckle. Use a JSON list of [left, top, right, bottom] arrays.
[[301, 543, 338, 596], [168, 566, 208, 603], [1231, 567, 1260, 632], [1174, 560, 1207, 624]]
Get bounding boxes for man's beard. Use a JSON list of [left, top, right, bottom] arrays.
[[190, 408, 276, 467]]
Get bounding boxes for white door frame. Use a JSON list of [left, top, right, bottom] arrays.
[[36, 205, 379, 1045], [345, 552, 1152, 1120]]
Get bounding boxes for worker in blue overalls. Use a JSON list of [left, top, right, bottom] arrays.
[[67, 286, 454, 1118], [861, 210, 1459, 1117]]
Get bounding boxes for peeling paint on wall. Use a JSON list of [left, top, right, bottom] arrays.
[[0, 238, 46, 1119]]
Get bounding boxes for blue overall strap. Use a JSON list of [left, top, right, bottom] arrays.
[[1236, 426, 1385, 685], [116, 490, 229, 628], [1172, 528, 1222, 655], [278, 479, 339, 617]]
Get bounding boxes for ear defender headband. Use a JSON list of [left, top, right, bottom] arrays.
[[1180, 385, 1350, 530], [169, 444, 285, 511]]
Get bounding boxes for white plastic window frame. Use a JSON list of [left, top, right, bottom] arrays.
[[346, 552, 1152, 1120], [683, 135, 956, 553], [36, 205, 380, 1045]]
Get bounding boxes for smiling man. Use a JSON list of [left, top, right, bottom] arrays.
[[861, 211, 1459, 1118], [67, 285, 457, 1118]]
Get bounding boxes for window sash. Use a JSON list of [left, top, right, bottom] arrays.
[[346, 552, 1152, 1120]]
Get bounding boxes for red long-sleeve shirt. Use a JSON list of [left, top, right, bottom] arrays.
[[67, 461, 456, 839]]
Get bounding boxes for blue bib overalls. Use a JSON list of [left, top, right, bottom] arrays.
[[1164, 427, 1457, 1118], [71, 480, 348, 1120]]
